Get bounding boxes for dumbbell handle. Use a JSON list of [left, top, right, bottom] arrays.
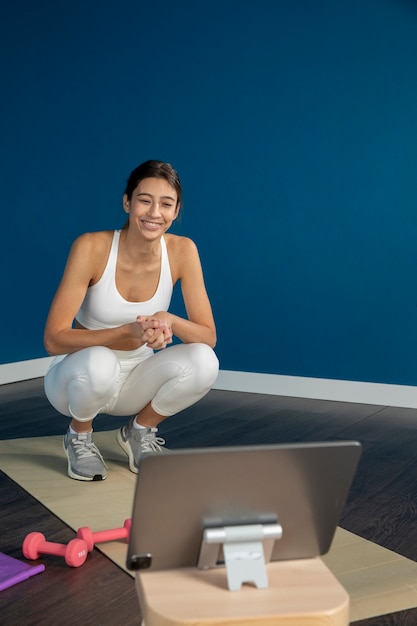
[[77, 518, 132, 551], [37, 540, 68, 557], [92, 527, 126, 543]]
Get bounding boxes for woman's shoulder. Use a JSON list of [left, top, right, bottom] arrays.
[[68, 231, 115, 274], [164, 233, 197, 255], [164, 235, 200, 281], [72, 230, 115, 253]]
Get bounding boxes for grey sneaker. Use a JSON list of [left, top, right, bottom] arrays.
[[116, 418, 166, 473], [63, 431, 107, 481]]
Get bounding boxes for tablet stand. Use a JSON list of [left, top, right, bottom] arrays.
[[197, 522, 283, 591]]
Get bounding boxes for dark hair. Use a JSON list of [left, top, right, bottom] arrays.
[[124, 160, 182, 208]]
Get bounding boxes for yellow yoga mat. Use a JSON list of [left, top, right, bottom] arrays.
[[1, 432, 417, 623]]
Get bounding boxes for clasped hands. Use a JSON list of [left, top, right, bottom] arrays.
[[135, 313, 173, 350]]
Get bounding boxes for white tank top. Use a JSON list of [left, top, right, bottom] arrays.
[[76, 230, 173, 330]]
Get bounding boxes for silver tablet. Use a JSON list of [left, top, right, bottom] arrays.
[[127, 441, 361, 572]]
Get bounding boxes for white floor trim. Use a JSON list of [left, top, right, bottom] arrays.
[[2, 358, 417, 409], [214, 370, 417, 409], [0, 357, 54, 385]]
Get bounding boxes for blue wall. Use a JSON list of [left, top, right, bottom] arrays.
[[2, 0, 417, 385]]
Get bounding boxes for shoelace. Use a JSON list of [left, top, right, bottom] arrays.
[[72, 437, 108, 466], [141, 429, 166, 452]]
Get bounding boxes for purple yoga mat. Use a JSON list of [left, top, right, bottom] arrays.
[[0, 552, 45, 591]]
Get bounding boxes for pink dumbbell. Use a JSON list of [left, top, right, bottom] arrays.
[[23, 532, 88, 567], [77, 518, 132, 552]]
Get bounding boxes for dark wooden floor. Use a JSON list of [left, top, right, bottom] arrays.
[[2, 378, 417, 625]]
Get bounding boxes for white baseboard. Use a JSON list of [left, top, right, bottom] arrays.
[[214, 370, 417, 408], [2, 358, 417, 409], [0, 357, 54, 385]]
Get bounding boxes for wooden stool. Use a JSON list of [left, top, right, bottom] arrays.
[[136, 557, 349, 626]]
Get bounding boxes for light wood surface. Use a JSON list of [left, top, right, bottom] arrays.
[[136, 558, 350, 626]]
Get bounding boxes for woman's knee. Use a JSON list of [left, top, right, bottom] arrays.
[[44, 347, 120, 419], [65, 347, 120, 421], [187, 343, 219, 389], [81, 346, 120, 394]]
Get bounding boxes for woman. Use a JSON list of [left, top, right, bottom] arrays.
[[43, 160, 219, 481]]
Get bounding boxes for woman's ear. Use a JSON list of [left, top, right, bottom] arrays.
[[123, 194, 130, 213]]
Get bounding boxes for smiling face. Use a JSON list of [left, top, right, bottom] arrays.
[[123, 177, 180, 238]]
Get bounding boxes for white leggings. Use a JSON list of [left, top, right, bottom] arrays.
[[44, 343, 219, 423]]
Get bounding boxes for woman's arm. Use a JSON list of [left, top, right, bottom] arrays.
[[158, 236, 216, 348], [44, 233, 164, 355]]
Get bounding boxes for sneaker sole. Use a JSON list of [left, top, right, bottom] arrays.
[[116, 429, 138, 474], [63, 440, 107, 482]]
